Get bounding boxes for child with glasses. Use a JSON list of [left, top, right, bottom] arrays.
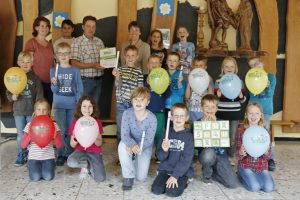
[[50, 42, 83, 166]]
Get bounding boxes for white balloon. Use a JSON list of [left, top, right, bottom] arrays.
[[188, 68, 209, 95], [74, 116, 99, 148]]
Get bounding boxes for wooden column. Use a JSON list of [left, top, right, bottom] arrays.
[[0, 0, 17, 111], [52, 0, 72, 42], [253, 0, 278, 74], [21, 0, 38, 48], [111, 0, 137, 120], [283, 0, 300, 133]]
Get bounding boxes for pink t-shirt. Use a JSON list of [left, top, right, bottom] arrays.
[[24, 38, 55, 83], [69, 118, 103, 153]]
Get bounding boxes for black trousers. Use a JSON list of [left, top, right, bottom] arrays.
[[151, 172, 188, 197]]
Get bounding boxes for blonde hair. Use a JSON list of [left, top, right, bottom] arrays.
[[33, 98, 51, 117], [130, 87, 151, 101], [56, 42, 71, 52], [243, 102, 266, 128], [18, 51, 33, 62], [219, 56, 238, 77], [201, 94, 219, 107]]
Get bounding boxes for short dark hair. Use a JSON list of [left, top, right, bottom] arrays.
[[124, 45, 139, 55], [32, 16, 51, 37], [82, 15, 97, 25], [193, 55, 208, 66], [167, 52, 180, 60], [201, 94, 219, 107], [128, 21, 141, 31], [61, 19, 74, 28]]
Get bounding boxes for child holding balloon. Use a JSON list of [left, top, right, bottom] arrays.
[[67, 95, 106, 182], [21, 98, 62, 181], [118, 87, 157, 190], [151, 103, 194, 197], [215, 56, 247, 163], [236, 102, 275, 192], [144, 55, 170, 159], [247, 56, 277, 171], [6, 51, 44, 166], [50, 42, 83, 166], [185, 55, 214, 123]]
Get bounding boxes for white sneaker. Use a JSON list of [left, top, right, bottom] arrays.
[[79, 167, 89, 180]]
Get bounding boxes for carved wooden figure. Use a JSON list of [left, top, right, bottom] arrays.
[[236, 0, 253, 51], [206, 0, 238, 50]]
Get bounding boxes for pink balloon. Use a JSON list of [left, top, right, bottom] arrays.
[[74, 116, 99, 148]]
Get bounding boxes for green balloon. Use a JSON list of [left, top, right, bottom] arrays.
[[148, 68, 170, 95]]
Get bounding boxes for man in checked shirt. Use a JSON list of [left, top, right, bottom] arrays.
[[71, 15, 104, 105]]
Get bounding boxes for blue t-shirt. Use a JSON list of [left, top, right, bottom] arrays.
[[50, 66, 83, 109]]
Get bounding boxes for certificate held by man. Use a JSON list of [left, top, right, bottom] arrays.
[[100, 47, 117, 68]]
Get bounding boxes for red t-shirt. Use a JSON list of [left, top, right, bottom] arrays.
[[24, 38, 55, 83], [69, 118, 103, 154]]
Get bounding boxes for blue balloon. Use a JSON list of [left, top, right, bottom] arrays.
[[242, 125, 270, 158], [219, 74, 242, 100]]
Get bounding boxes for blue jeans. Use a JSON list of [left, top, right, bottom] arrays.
[[14, 115, 32, 154], [81, 77, 102, 106], [118, 141, 152, 181], [239, 168, 275, 192], [28, 159, 55, 181], [54, 108, 74, 157], [116, 102, 132, 143]]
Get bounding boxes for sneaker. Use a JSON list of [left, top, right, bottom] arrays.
[[203, 177, 213, 184], [14, 153, 25, 167], [79, 167, 89, 180], [268, 159, 276, 171], [122, 178, 134, 190], [56, 156, 65, 166]]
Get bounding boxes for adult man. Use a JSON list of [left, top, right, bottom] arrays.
[[71, 15, 104, 104]]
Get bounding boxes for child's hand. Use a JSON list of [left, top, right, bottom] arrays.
[[203, 114, 216, 121], [51, 77, 57, 85], [12, 94, 18, 101], [239, 145, 247, 157], [131, 144, 140, 154], [162, 139, 170, 152], [239, 92, 244, 99], [112, 68, 120, 80], [166, 176, 178, 188], [178, 75, 183, 85], [217, 89, 222, 97], [95, 134, 102, 146]]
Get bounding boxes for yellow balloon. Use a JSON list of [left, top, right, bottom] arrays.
[[4, 67, 27, 94], [245, 67, 268, 95], [148, 68, 170, 95]]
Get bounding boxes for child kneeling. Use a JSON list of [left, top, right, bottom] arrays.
[[151, 103, 194, 197]]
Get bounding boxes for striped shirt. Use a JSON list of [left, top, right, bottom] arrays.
[[214, 78, 247, 120], [116, 66, 144, 103], [23, 122, 60, 160], [71, 34, 104, 77]]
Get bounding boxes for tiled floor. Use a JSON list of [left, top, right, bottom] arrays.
[[0, 139, 299, 200]]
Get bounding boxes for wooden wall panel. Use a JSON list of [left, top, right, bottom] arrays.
[[21, 0, 38, 48], [52, 0, 72, 42], [0, 0, 17, 111], [283, 0, 300, 133], [254, 0, 278, 74]]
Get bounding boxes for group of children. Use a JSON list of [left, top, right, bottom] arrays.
[[6, 22, 276, 197]]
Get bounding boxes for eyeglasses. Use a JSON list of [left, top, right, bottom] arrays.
[[56, 52, 71, 56]]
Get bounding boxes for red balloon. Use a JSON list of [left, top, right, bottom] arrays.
[[29, 115, 55, 148]]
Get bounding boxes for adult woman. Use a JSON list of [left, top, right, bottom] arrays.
[[148, 29, 168, 69], [24, 16, 55, 105], [120, 21, 150, 75]]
